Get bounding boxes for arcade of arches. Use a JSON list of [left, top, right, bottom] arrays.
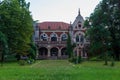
[[38, 47, 68, 59]]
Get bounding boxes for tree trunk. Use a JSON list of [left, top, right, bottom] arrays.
[[1, 53, 4, 66], [104, 52, 108, 65]]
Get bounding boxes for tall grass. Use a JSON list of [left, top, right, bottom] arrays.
[[0, 60, 119, 80]]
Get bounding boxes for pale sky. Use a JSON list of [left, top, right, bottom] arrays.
[[27, 0, 101, 23]]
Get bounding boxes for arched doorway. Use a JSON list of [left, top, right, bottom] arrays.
[[39, 47, 48, 59], [61, 48, 67, 56], [61, 47, 68, 59], [50, 47, 58, 56]]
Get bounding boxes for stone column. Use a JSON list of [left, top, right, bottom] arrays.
[[85, 52, 87, 58], [58, 49, 61, 57], [36, 50, 39, 59], [48, 37, 50, 41], [48, 48, 51, 57]]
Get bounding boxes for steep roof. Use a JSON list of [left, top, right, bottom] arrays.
[[72, 9, 84, 27], [38, 22, 69, 30]]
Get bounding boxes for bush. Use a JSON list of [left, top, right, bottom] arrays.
[[69, 56, 82, 64], [19, 60, 26, 66], [89, 56, 103, 61], [4, 54, 17, 62], [27, 58, 35, 64], [78, 56, 82, 63], [69, 57, 75, 63]]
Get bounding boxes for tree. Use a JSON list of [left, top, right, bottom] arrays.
[[85, 0, 120, 65], [84, 1, 111, 65], [66, 33, 73, 58], [28, 42, 37, 60], [0, 31, 8, 66], [107, 0, 120, 61], [0, 0, 33, 60]]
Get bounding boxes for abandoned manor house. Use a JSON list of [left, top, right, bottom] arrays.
[[33, 9, 89, 59]]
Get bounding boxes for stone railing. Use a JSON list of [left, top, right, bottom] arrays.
[[35, 41, 67, 46], [37, 41, 66, 44]]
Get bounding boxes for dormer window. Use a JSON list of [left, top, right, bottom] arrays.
[[78, 24, 81, 28], [78, 21, 81, 28]]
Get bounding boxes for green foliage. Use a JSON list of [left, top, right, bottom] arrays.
[[84, 19, 90, 28], [28, 42, 37, 60], [110, 56, 115, 66], [89, 56, 103, 61], [69, 56, 82, 64], [85, 0, 120, 65], [18, 60, 26, 66], [0, 31, 8, 54], [66, 33, 73, 58], [86, 24, 111, 57], [0, 0, 33, 57], [0, 31, 8, 66], [27, 58, 35, 64], [4, 54, 17, 62]]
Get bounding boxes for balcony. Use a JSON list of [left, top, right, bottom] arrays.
[[35, 41, 67, 46]]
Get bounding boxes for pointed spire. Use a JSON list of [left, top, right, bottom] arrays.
[[78, 8, 80, 16]]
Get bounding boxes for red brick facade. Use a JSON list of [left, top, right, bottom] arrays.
[[34, 10, 89, 59]]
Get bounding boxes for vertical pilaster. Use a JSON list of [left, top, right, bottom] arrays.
[[58, 49, 61, 57], [48, 48, 51, 57], [85, 52, 87, 58]]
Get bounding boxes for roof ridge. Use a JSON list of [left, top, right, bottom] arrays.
[[39, 21, 69, 24], [38, 21, 69, 30]]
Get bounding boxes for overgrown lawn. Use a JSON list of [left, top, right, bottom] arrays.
[[0, 60, 120, 80]]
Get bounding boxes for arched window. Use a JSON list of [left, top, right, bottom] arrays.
[[61, 34, 67, 41], [50, 47, 58, 56], [78, 21, 81, 28], [80, 35, 84, 43], [40, 33, 48, 41], [76, 34, 84, 43], [76, 35, 80, 42], [78, 24, 81, 28], [61, 48, 67, 55], [51, 33, 57, 41]]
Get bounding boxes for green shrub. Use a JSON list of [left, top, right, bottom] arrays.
[[19, 60, 26, 66], [4, 54, 17, 62], [69, 56, 82, 64], [68, 57, 75, 63], [27, 58, 35, 64], [89, 56, 103, 61], [78, 56, 82, 63]]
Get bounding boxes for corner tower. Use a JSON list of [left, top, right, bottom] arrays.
[[71, 8, 87, 58]]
